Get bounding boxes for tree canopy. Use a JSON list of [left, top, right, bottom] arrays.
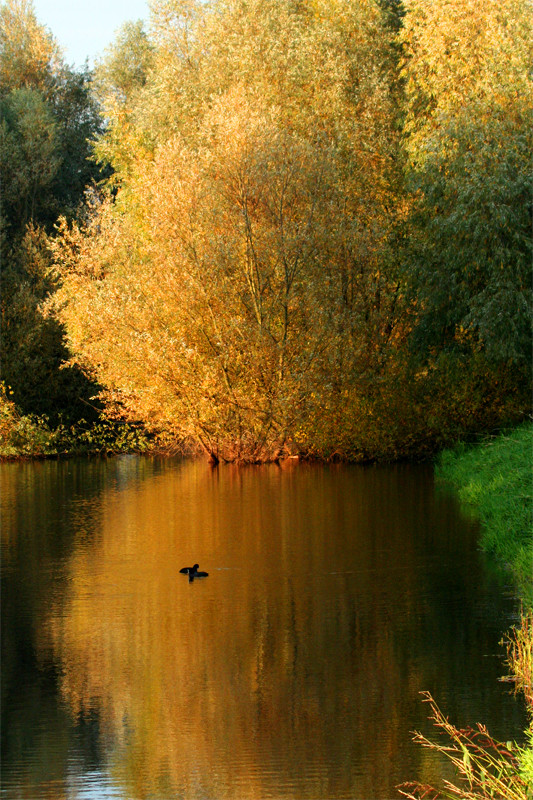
[[52, 0, 408, 461], [400, 0, 532, 365], [2, 0, 530, 460], [0, 0, 104, 423]]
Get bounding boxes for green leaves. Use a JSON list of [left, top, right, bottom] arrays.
[[0, 0, 104, 425], [0, 87, 59, 231], [401, 0, 533, 369]]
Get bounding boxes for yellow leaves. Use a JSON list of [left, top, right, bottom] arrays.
[[0, 0, 62, 95], [401, 0, 533, 155], [48, 0, 407, 460]]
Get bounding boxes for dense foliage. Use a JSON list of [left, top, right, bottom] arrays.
[[400, 0, 532, 366], [1, 0, 531, 461], [50, 0, 407, 462], [0, 0, 104, 425]]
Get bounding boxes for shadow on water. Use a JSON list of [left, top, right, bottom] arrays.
[[1, 457, 528, 799]]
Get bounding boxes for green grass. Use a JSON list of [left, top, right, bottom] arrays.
[[436, 422, 533, 606]]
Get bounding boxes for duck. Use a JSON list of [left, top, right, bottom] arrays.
[[180, 563, 209, 579]]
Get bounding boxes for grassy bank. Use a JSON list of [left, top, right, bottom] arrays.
[[401, 422, 533, 799], [436, 422, 533, 604]]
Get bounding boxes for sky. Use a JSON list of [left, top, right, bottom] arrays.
[[32, 0, 150, 67]]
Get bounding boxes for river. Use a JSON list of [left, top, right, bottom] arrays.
[[1, 456, 527, 798]]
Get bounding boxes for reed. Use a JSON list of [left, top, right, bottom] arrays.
[[502, 610, 533, 713], [398, 692, 530, 800], [398, 613, 533, 800]]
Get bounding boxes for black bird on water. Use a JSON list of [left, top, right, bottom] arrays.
[[180, 563, 209, 580]]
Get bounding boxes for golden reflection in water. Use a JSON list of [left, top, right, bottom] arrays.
[[36, 460, 465, 798]]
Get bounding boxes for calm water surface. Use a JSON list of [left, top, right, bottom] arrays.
[[1, 457, 527, 799]]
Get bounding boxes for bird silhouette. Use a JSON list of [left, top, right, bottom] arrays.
[[180, 563, 209, 580]]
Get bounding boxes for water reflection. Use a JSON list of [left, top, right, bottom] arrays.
[[1, 458, 527, 799]]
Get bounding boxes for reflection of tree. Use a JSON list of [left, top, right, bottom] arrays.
[[34, 461, 526, 799], [0, 458, 163, 798]]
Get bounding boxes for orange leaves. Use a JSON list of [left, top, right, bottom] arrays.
[[50, 0, 408, 461]]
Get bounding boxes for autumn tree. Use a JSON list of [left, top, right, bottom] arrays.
[[52, 0, 405, 461]]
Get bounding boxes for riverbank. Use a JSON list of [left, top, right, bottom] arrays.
[[0, 386, 151, 460], [401, 423, 533, 799], [436, 422, 533, 605]]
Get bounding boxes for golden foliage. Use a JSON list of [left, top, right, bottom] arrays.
[[400, 0, 533, 161], [0, 0, 62, 95], [52, 0, 403, 462]]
